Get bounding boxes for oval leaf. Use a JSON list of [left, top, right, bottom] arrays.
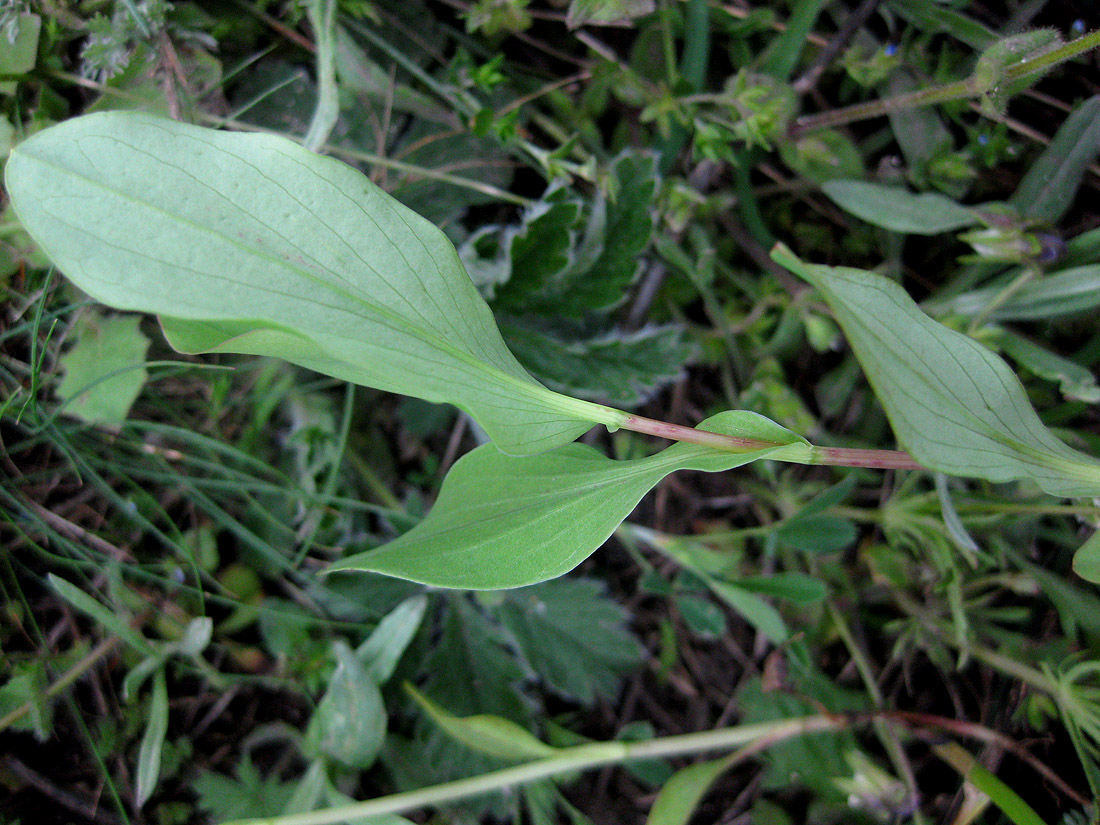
[[646, 753, 739, 825], [773, 245, 1100, 498], [305, 641, 386, 770], [822, 180, 979, 235], [136, 670, 169, 808], [4, 112, 622, 455], [328, 412, 810, 589]]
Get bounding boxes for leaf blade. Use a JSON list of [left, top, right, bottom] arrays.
[[5, 112, 620, 454]]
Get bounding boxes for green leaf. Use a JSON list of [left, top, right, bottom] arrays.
[[328, 411, 810, 589], [305, 641, 386, 770], [821, 180, 979, 235], [775, 514, 857, 553], [1011, 95, 1100, 224], [501, 321, 695, 407], [498, 578, 643, 703], [939, 265, 1100, 321], [646, 753, 738, 825], [0, 13, 40, 79], [735, 573, 827, 604], [56, 311, 150, 426], [356, 594, 428, 684], [47, 574, 155, 655], [934, 742, 1047, 825], [708, 581, 788, 644], [406, 684, 556, 761], [135, 669, 169, 808], [1072, 530, 1100, 585], [421, 596, 527, 720], [192, 756, 297, 820], [0, 662, 53, 740], [566, 0, 655, 28], [986, 328, 1100, 403], [773, 245, 1100, 497], [5, 112, 622, 455]]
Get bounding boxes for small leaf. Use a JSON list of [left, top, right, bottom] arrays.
[[933, 742, 1047, 825], [135, 670, 169, 808], [735, 573, 827, 604], [56, 312, 150, 426], [773, 245, 1100, 497], [5, 112, 623, 455], [987, 328, 1100, 403], [708, 581, 788, 644], [566, 0, 655, 28], [406, 684, 556, 761], [775, 515, 858, 553], [821, 180, 979, 235], [328, 411, 809, 589], [48, 574, 154, 655], [0, 13, 40, 77], [177, 617, 214, 658], [646, 753, 739, 825], [1072, 530, 1100, 584], [305, 641, 386, 769], [356, 594, 428, 684], [1011, 95, 1100, 224]]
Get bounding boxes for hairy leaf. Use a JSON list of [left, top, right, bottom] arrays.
[[329, 412, 810, 589], [5, 112, 621, 454], [774, 245, 1100, 497], [498, 578, 643, 703], [304, 641, 386, 769], [822, 180, 978, 235]]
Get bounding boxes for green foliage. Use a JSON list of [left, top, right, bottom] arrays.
[[56, 311, 149, 425]]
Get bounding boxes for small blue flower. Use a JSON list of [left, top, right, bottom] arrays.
[[1071, 19, 1086, 36], [884, 43, 898, 57], [978, 134, 989, 146]]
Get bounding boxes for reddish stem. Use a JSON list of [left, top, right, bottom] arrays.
[[622, 415, 925, 472]]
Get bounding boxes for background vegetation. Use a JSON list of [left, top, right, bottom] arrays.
[[2, 1, 1100, 823]]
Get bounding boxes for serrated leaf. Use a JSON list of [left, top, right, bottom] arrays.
[[498, 578, 642, 703], [135, 670, 169, 808], [328, 411, 810, 589], [5, 112, 622, 455], [406, 684, 556, 761], [1011, 95, 1100, 224], [773, 245, 1100, 497], [305, 641, 386, 769], [821, 180, 978, 235], [501, 321, 695, 407], [646, 753, 739, 825], [192, 756, 297, 820], [422, 597, 527, 720], [356, 594, 428, 684], [492, 193, 585, 312], [56, 311, 149, 426]]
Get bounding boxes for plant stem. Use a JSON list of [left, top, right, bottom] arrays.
[[223, 716, 844, 825], [621, 414, 925, 471], [790, 28, 1100, 137]]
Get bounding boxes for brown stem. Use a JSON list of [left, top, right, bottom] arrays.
[[622, 415, 925, 471]]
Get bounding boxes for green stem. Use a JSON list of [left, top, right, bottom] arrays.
[[790, 28, 1100, 136], [968, 264, 1039, 332], [224, 716, 843, 825], [621, 414, 925, 471]]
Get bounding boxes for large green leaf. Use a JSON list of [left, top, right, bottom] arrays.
[[4, 112, 622, 455], [328, 412, 810, 589], [773, 245, 1100, 497]]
